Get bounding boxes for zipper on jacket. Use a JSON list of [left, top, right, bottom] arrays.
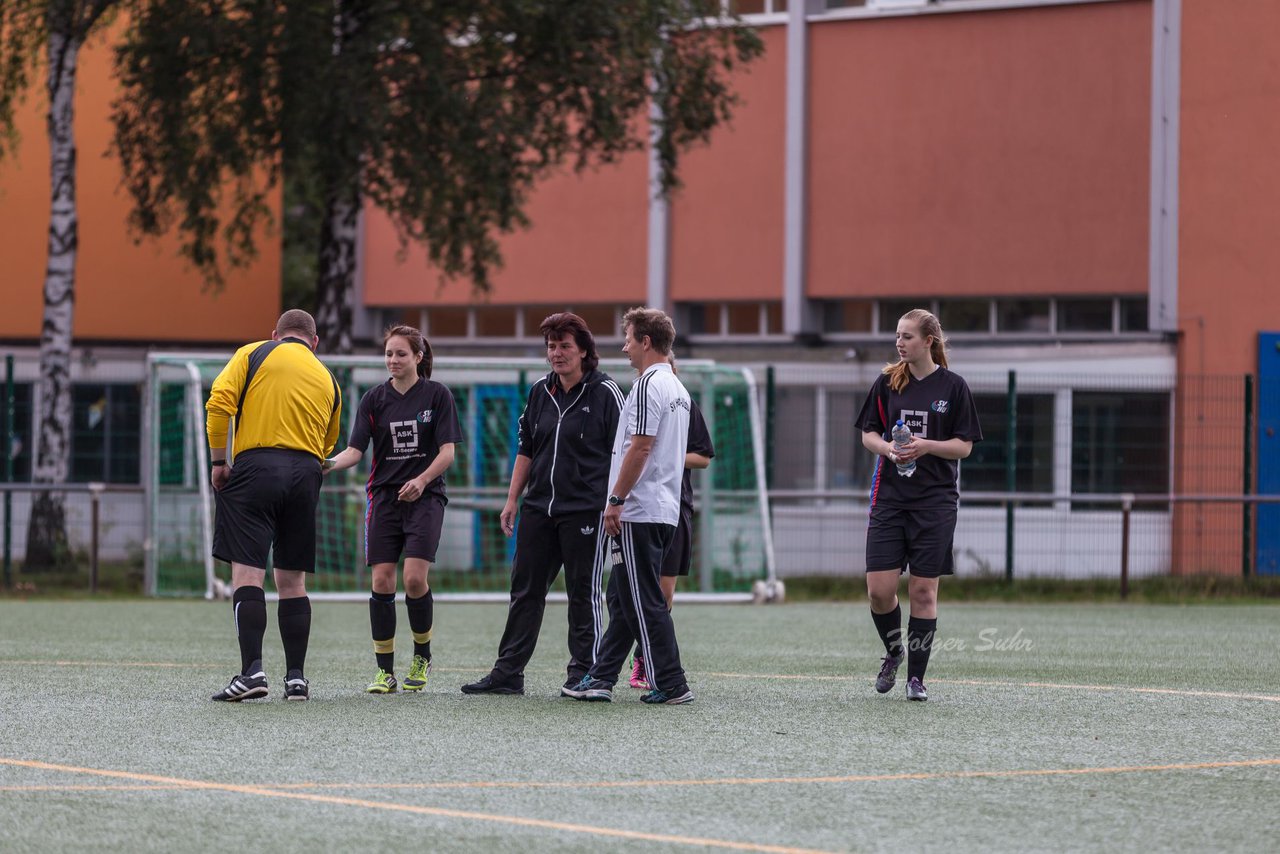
[[545, 377, 589, 516]]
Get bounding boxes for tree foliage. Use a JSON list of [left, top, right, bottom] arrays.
[[112, 1, 763, 311]]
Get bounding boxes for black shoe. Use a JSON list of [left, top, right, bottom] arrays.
[[212, 671, 268, 702], [460, 674, 524, 695], [284, 672, 309, 702], [562, 676, 613, 702], [640, 684, 694, 705], [875, 650, 904, 694]]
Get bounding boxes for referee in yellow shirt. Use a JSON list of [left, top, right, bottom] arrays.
[[206, 309, 342, 702]]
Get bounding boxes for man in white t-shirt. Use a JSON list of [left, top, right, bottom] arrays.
[[563, 307, 694, 705]]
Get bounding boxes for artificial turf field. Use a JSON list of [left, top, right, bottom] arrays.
[[1, 599, 1277, 853]]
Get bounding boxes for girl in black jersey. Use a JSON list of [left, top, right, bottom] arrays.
[[327, 326, 463, 694], [854, 309, 982, 702]]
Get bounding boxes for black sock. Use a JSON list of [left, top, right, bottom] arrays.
[[871, 603, 903, 658], [277, 596, 311, 677], [405, 590, 433, 660], [907, 616, 937, 682], [370, 591, 396, 672], [232, 587, 267, 676]]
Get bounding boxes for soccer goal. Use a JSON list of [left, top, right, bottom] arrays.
[[143, 353, 777, 601]]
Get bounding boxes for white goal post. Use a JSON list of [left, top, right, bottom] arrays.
[[144, 353, 777, 602]]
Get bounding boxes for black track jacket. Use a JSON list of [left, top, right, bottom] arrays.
[[516, 368, 624, 517]]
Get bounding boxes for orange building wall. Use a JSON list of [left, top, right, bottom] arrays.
[[1172, 0, 1280, 574], [362, 147, 649, 308], [669, 25, 787, 302], [1178, 0, 1280, 378], [805, 1, 1151, 300], [0, 31, 280, 344]]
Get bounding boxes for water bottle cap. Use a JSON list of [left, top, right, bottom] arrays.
[[895, 419, 904, 426]]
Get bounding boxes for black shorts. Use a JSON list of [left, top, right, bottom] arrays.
[[213, 448, 323, 572], [865, 504, 957, 578], [660, 510, 693, 578], [365, 487, 446, 566]]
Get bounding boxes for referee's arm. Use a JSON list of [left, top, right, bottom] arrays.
[[205, 345, 254, 454], [322, 385, 343, 457]]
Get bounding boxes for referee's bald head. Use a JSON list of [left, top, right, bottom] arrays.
[[276, 309, 317, 340]]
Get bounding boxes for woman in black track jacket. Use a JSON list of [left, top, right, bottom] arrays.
[[461, 312, 624, 695]]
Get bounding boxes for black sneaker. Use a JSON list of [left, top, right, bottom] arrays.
[[640, 685, 694, 705], [563, 676, 613, 702], [875, 650, 905, 694], [284, 673, 309, 702], [906, 676, 928, 702], [212, 671, 268, 702], [460, 674, 524, 695]]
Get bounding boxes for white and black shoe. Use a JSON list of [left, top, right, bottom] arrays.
[[212, 671, 268, 702], [284, 673, 310, 702]]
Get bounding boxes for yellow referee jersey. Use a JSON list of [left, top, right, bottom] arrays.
[[206, 338, 342, 461]]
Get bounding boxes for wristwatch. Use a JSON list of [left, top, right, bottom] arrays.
[[607, 494, 626, 507], [210, 459, 227, 468]]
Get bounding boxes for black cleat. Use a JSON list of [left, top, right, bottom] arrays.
[[460, 674, 524, 695], [212, 671, 268, 702], [284, 673, 309, 701], [906, 677, 928, 701], [875, 650, 905, 694]]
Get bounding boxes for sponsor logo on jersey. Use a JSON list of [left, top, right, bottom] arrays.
[[581, 526, 595, 536], [670, 397, 691, 412], [391, 420, 419, 451], [932, 400, 949, 413], [581, 406, 590, 413], [417, 409, 434, 423]]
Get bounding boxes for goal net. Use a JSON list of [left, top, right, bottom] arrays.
[[144, 354, 776, 601]]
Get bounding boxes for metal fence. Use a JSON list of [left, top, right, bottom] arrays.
[[2, 364, 1279, 590], [764, 369, 1278, 580]]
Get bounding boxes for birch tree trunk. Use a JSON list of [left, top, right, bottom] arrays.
[[313, 189, 359, 355], [312, 0, 360, 356], [25, 29, 79, 572]]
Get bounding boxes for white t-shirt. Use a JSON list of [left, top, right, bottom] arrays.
[[609, 363, 690, 527]]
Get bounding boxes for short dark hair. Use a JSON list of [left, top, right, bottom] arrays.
[[622, 307, 676, 355], [383, 325, 434, 379], [276, 309, 317, 340], [539, 312, 600, 373]]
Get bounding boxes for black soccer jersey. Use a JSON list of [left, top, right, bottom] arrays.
[[855, 367, 982, 509], [348, 378, 464, 494], [680, 399, 716, 515]]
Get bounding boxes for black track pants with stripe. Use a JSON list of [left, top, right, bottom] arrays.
[[590, 521, 687, 693], [492, 505, 606, 683]]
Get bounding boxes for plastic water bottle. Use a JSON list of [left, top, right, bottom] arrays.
[[891, 420, 915, 477]]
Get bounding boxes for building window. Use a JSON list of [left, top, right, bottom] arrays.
[[730, 0, 789, 13], [575, 305, 620, 338], [1071, 391, 1170, 500], [475, 306, 516, 338], [821, 300, 873, 334], [1120, 297, 1149, 332], [727, 303, 761, 335], [1058, 298, 1114, 333], [72, 384, 142, 484], [2, 383, 33, 482], [878, 299, 925, 333], [997, 299, 1051, 333], [963, 393, 1055, 500], [427, 308, 468, 338], [764, 301, 783, 335], [938, 299, 991, 334]]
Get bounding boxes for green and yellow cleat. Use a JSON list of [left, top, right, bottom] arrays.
[[403, 655, 432, 692], [366, 669, 399, 694]]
